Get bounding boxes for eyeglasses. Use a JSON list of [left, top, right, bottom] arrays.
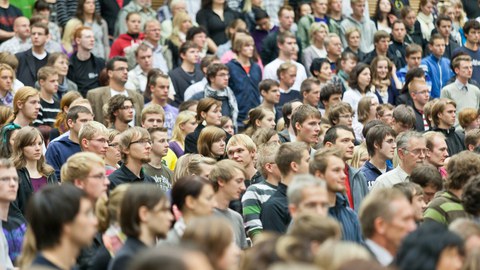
[[129, 138, 152, 146], [414, 90, 429, 95], [88, 173, 107, 181], [0, 177, 19, 183], [89, 138, 109, 144], [403, 148, 427, 156]]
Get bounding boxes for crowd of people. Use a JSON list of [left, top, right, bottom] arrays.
[[1, 0, 480, 269]]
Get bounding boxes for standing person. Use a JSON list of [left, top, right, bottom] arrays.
[[108, 183, 173, 270], [388, 20, 408, 69], [110, 12, 145, 58], [143, 19, 172, 73], [300, 78, 321, 108], [143, 127, 174, 192], [291, 104, 322, 152], [396, 44, 432, 88], [196, 0, 239, 46], [417, 0, 435, 42], [226, 134, 261, 186], [33, 66, 61, 140], [78, 121, 110, 158], [423, 131, 449, 178], [276, 62, 302, 110], [106, 95, 135, 132], [297, 0, 330, 49], [0, 16, 31, 55], [453, 20, 480, 80], [302, 22, 328, 76], [258, 79, 281, 121], [8, 87, 41, 128], [433, 15, 459, 60], [125, 44, 153, 94], [0, 64, 15, 108], [370, 56, 401, 105], [340, 0, 376, 53]]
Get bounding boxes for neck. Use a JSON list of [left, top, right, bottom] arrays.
[[137, 228, 156, 247], [261, 101, 274, 110], [327, 54, 338, 62], [314, 11, 325, 19], [69, 131, 79, 144], [0, 88, 7, 97], [437, 122, 451, 130], [329, 11, 341, 19], [151, 97, 167, 107], [349, 46, 359, 52], [125, 159, 143, 177], [449, 188, 462, 199], [245, 164, 256, 180], [278, 53, 291, 62], [105, 158, 119, 168], [413, 100, 425, 111], [282, 173, 294, 186], [266, 175, 280, 186], [0, 201, 9, 221], [109, 81, 126, 92], [145, 38, 158, 48], [32, 45, 45, 55], [214, 192, 231, 210], [181, 62, 195, 72], [313, 39, 324, 49], [237, 54, 250, 66], [466, 40, 478, 51], [376, 49, 387, 56], [149, 155, 164, 168], [25, 159, 38, 174], [113, 119, 129, 132], [328, 190, 337, 206], [76, 49, 91, 61], [40, 90, 54, 102], [212, 3, 224, 9], [41, 243, 80, 270], [58, 75, 65, 84], [399, 162, 412, 175], [13, 114, 32, 127], [457, 76, 468, 85], [370, 155, 387, 170], [352, 13, 362, 21], [209, 83, 223, 91], [279, 82, 290, 91]]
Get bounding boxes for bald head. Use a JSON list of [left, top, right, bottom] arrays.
[[14, 17, 30, 40]]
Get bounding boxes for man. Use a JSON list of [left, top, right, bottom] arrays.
[[0, 16, 31, 54], [324, 33, 343, 70], [431, 98, 466, 156], [465, 129, 480, 151], [106, 95, 135, 132], [396, 45, 432, 88], [227, 134, 262, 187], [68, 26, 106, 97], [78, 121, 110, 158], [140, 104, 165, 129], [0, 0, 22, 41], [33, 67, 61, 132], [388, 20, 408, 69], [328, 102, 354, 128], [108, 127, 156, 190], [363, 31, 392, 65], [87, 56, 144, 126], [142, 127, 173, 192], [453, 20, 480, 80], [409, 164, 443, 204], [323, 125, 369, 212], [372, 131, 427, 190], [184, 55, 219, 101], [263, 31, 307, 91], [125, 44, 153, 94], [210, 159, 249, 249], [242, 142, 280, 241], [259, 79, 281, 121], [441, 55, 480, 126], [297, 0, 329, 48], [15, 22, 49, 87], [422, 34, 455, 99], [261, 142, 310, 233], [391, 104, 416, 134], [423, 131, 449, 178], [288, 174, 329, 219], [0, 159, 18, 269], [433, 15, 460, 59], [291, 104, 322, 152], [319, 82, 342, 118], [147, 72, 179, 137], [340, 0, 376, 53], [361, 124, 397, 189], [46, 106, 94, 180], [143, 19, 172, 73], [408, 78, 430, 132], [310, 147, 363, 243], [300, 78, 321, 108], [169, 41, 204, 107], [276, 62, 302, 109], [424, 151, 480, 225], [359, 188, 416, 266], [115, 0, 156, 37]]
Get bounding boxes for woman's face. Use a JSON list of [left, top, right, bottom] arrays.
[[444, 6, 455, 22], [358, 152, 369, 168], [181, 118, 198, 135], [369, 99, 379, 120], [342, 58, 357, 74], [216, 241, 241, 270], [240, 43, 254, 58], [454, 5, 462, 19], [210, 137, 226, 157], [22, 135, 43, 161], [181, 19, 193, 33], [54, 56, 69, 77], [204, 105, 222, 126], [421, 1, 433, 15], [404, 10, 416, 28], [258, 111, 276, 129], [127, 14, 142, 33], [348, 31, 361, 49], [190, 184, 216, 216], [83, 0, 96, 14], [319, 62, 333, 82], [105, 135, 121, 165], [314, 27, 327, 43], [379, 0, 391, 13], [222, 119, 234, 136], [436, 247, 463, 270], [357, 68, 371, 89], [376, 60, 389, 80], [268, 133, 280, 145]]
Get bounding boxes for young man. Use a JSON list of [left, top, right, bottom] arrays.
[[263, 31, 307, 91], [106, 95, 135, 132], [67, 26, 105, 97], [108, 127, 156, 190], [28, 185, 97, 270], [242, 142, 280, 241], [424, 151, 480, 225], [396, 44, 432, 88], [259, 79, 281, 121], [278, 100, 303, 143], [125, 44, 153, 93], [361, 124, 397, 189], [291, 104, 322, 152], [300, 78, 321, 108], [46, 106, 94, 180], [340, 0, 376, 53], [227, 134, 262, 186], [87, 56, 144, 126], [453, 19, 480, 80], [169, 41, 204, 107], [0, 159, 18, 269], [465, 129, 480, 151], [409, 164, 443, 204], [146, 73, 178, 137], [431, 98, 466, 156], [359, 188, 416, 266], [0, 16, 31, 54], [421, 34, 455, 98], [276, 62, 302, 109], [143, 19, 171, 73], [423, 131, 449, 178], [388, 20, 408, 69], [328, 102, 354, 128], [441, 54, 480, 126], [363, 30, 391, 64], [261, 142, 310, 233], [115, 0, 156, 36], [210, 159, 249, 249], [323, 125, 369, 212], [141, 104, 165, 129], [15, 22, 49, 87], [319, 82, 342, 118], [391, 104, 416, 134], [78, 121, 110, 158], [184, 55, 220, 101], [310, 147, 363, 243], [33, 66, 61, 130], [143, 127, 173, 192], [373, 131, 427, 190], [434, 15, 460, 59], [408, 79, 431, 132]]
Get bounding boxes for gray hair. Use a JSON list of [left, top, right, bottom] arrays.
[[287, 174, 326, 206], [323, 33, 340, 49], [397, 131, 425, 150]]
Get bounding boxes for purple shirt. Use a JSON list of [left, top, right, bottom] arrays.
[[31, 176, 48, 192], [164, 104, 179, 138]]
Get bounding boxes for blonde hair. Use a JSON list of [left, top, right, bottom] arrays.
[[12, 127, 54, 176], [173, 154, 217, 182], [170, 11, 192, 47], [0, 106, 12, 127], [60, 152, 105, 184], [232, 33, 254, 54], [309, 22, 329, 45], [62, 18, 83, 54], [96, 184, 130, 233], [0, 63, 14, 90], [226, 134, 257, 153], [78, 121, 109, 150], [17, 225, 36, 269], [209, 159, 246, 191], [348, 143, 369, 169], [171, 110, 196, 145], [314, 240, 372, 270], [54, 91, 82, 133], [8, 86, 39, 123]]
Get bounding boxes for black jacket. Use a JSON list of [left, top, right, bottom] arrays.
[[107, 237, 147, 270], [14, 168, 58, 215], [432, 127, 466, 156], [15, 49, 49, 87], [107, 164, 156, 191]]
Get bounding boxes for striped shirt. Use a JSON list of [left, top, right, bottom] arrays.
[[241, 181, 277, 237], [423, 191, 472, 225], [33, 99, 61, 127]]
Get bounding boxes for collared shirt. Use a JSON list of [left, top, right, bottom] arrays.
[[125, 65, 148, 94], [0, 91, 13, 107], [454, 79, 468, 92], [365, 239, 393, 266], [144, 40, 169, 73], [372, 166, 409, 191], [108, 164, 156, 190], [0, 36, 31, 54]]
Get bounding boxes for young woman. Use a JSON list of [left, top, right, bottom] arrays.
[[47, 53, 78, 99], [220, 116, 234, 136], [343, 63, 378, 122], [354, 96, 379, 141], [61, 19, 83, 57], [302, 22, 328, 75], [243, 107, 276, 137], [417, 0, 435, 41], [169, 110, 198, 158], [49, 91, 82, 141], [185, 98, 223, 154], [12, 127, 57, 215], [0, 122, 20, 158], [450, 0, 466, 44], [166, 11, 193, 69], [196, 0, 240, 46], [370, 55, 401, 105], [251, 128, 280, 147], [173, 154, 217, 182], [349, 143, 369, 169], [336, 51, 358, 93], [0, 63, 15, 107], [197, 126, 227, 160], [110, 12, 145, 58], [344, 28, 365, 62], [105, 129, 121, 175], [372, 0, 396, 34], [310, 58, 333, 85]]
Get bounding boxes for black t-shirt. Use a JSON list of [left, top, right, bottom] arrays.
[[0, 4, 22, 32], [67, 53, 105, 97]]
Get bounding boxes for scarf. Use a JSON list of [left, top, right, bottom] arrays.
[[204, 84, 238, 126]]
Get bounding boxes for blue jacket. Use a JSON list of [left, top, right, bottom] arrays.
[[45, 135, 81, 180], [226, 59, 262, 125], [421, 54, 454, 98], [328, 193, 363, 243], [361, 160, 393, 190], [348, 165, 369, 213]]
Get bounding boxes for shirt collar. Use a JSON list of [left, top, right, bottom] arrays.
[[365, 239, 394, 266], [454, 79, 468, 90]]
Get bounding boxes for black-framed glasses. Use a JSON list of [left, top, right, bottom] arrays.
[[129, 138, 152, 146]]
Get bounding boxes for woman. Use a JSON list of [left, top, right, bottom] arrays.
[[182, 216, 241, 270], [220, 116, 234, 136], [12, 127, 57, 215], [108, 183, 173, 270], [73, 0, 110, 59], [169, 110, 198, 159], [197, 126, 227, 160], [173, 154, 217, 181], [105, 129, 121, 175], [47, 53, 78, 99], [354, 96, 378, 142], [251, 128, 280, 147], [370, 55, 401, 105], [110, 12, 144, 58], [302, 22, 328, 75], [450, 0, 466, 44], [196, 0, 239, 46], [349, 143, 369, 169], [0, 63, 15, 107], [417, 0, 435, 42], [49, 91, 82, 141], [310, 58, 333, 86], [244, 107, 276, 137], [343, 28, 365, 62], [401, 6, 425, 48], [0, 122, 20, 158], [336, 52, 358, 93], [167, 175, 216, 243], [185, 98, 222, 154], [166, 12, 193, 68], [61, 19, 83, 57], [372, 0, 396, 34]]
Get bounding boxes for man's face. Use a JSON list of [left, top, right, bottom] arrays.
[[31, 26, 48, 48], [181, 48, 200, 64], [312, 0, 328, 15], [262, 86, 281, 104], [67, 198, 98, 248], [0, 70, 13, 92], [438, 104, 456, 128], [211, 69, 230, 90], [19, 95, 41, 121], [465, 28, 480, 45], [14, 17, 30, 40], [227, 145, 255, 168], [145, 21, 161, 42], [406, 52, 422, 69], [109, 61, 129, 85], [295, 116, 321, 144], [423, 184, 439, 204], [220, 169, 246, 201], [78, 164, 109, 201], [295, 150, 311, 174], [142, 113, 164, 128], [151, 77, 170, 102], [437, 20, 452, 38], [278, 10, 294, 31], [383, 198, 417, 251], [291, 186, 329, 218], [426, 135, 449, 167], [136, 48, 153, 72], [376, 37, 390, 54], [404, 11, 416, 28], [429, 38, 446, 58], [400, 137, 427, 172], [351, 0, 366, 17], [318, 155, 347, 193], [280, 67, 297, 88], [376, 135, 397, 160], [114, 100, 134, 124], [326, 94, 342, 108], [125, 135, 152, 163], [40, 74, 59, 95], [69, 112, 93, 135], [392, 22, 406, 42], [327, 36, 342, 57], [150, 131, 169, 158], [0, 167, 19, 203], [455, 60, 473, 80], [411, 82, 430, 106], [83, 134, 109, 157], [192, 32, 207, 49], [77, 29, 95, 51], [333, 129, 355, 160], [392, 120, 413, 134], [380, 109, 394, 126], [303, 84, 321, 107], [256, 18, 271, 31], [279, 37, 297, 58]]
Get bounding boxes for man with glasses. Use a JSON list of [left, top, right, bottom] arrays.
[[108, 127, 156, 190], [106, 95, 135, 132], [78, 121, 110, 158], [87, 56, 144, 126], [431, 98, 466, 156], [408, 79, 430, 132], [372, 131, 427, 190]]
